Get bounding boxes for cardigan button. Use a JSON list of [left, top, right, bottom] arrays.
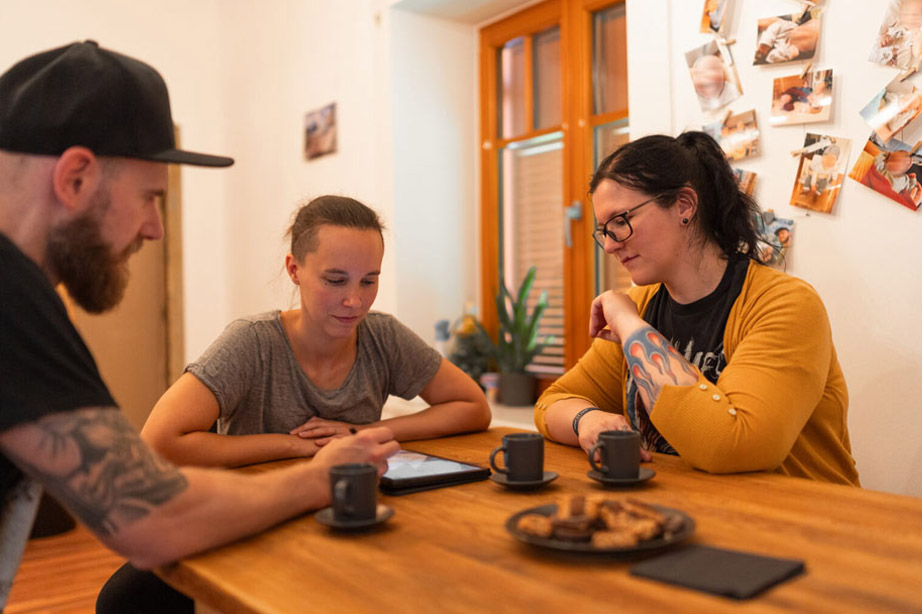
[[699, 384, 708, 390], [711, 394, 720, 401], [728, 407, 737, 416]]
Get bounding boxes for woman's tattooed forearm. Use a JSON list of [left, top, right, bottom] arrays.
[[9, 408, 188, 535], [625, 327, 698, 408]]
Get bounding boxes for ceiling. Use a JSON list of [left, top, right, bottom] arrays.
[[390, 0, 536, 25]]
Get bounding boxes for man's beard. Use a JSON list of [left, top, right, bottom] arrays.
[[46, 189, 141, 314]]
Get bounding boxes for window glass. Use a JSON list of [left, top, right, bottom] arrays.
[[533, 26, 561, 131], [500, 37, 527, 138], [592, 5, 629, 115]]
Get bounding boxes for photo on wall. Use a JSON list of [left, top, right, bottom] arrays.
[[700, 0, 730, 34], [685, 40, 742, 112], [754, 10, 820, 65], [859, 76, 922, 144], [849, 132, 922, 211], [754, 210, 794, 267], [790, 134, 851, 214], [703, 109, 760, 161], [868, 0, 922, 71], [733, 168, 757, 196], [304, 102, 337, 161], [769, 69, 833, 126]]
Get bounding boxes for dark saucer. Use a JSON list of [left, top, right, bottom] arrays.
[[490, 471, 558, 490], [315, 503, 394, 530], [586, 466, 655, 486]]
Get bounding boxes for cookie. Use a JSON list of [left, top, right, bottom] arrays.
[[552, 523, 595, 542], [517, 513, 554, 538], [623, 499, 666, 524], [584, 494, 608, 520], [624, 516, 661, 541], [555, 494, 586, 519], [591, 529, 639, 548], [662, 510, 686, 535]]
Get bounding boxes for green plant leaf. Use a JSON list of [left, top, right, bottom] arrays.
[[491, 265, 551, 373]]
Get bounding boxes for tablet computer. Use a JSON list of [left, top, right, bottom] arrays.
[[379, 449, 491, 495]]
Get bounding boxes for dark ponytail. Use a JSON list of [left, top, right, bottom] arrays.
[[589, 131, 762, 260]]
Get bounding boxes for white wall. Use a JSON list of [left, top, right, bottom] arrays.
[[627, 0, 922, 496], [389, 8, 479, 342]]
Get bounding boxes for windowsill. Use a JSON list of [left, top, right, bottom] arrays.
[[381, 396, 537, 432]]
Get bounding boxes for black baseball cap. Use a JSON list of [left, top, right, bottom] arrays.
[[0, 40, 233, 167]]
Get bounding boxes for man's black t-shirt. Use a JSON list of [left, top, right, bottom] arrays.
[[0, 232, 115, 502], [625, 256, 750, 454]]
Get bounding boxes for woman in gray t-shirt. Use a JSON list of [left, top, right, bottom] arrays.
[[141, 196, 491, 468]]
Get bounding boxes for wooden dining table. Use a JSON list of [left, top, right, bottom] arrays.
[[156, 427, 922, 614]]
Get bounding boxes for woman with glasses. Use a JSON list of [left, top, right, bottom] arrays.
[[534, 132, 859, 485]]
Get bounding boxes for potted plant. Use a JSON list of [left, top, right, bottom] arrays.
[[478, 266, 554, 406]]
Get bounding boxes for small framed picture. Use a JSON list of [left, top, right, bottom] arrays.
[[754, 10, 820, 65], [849, 132, 922, 211], [754, 210, 794, 267], [790, 134, 851, 214], [733, 168, 757, 196], [769, 69, 833, 126], [868, 0, 922, 71], [703, 109, 760, 161], [685, 40, 742, 112], [860, 76, 922, 144], [700, 0, 730, 34], [304, 102, 337, 161]]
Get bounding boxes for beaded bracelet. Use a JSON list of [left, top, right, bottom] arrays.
[[572, 407, 602, 436]]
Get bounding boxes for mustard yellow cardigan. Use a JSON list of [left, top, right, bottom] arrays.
[[535, 260, 860, 486]]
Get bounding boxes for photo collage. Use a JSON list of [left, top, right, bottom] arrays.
[[678, 0, 922, 266]]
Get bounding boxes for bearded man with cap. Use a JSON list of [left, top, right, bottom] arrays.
[[0, 41, 400, 611]]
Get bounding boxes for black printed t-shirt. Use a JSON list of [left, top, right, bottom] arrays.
[[625, 256, 750, 454], [0, 232, 115, 504]]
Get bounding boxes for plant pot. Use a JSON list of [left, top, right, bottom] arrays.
[[499, 372, 537, 406]]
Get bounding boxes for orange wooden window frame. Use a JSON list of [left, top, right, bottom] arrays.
[[479, 0, 627, 373]]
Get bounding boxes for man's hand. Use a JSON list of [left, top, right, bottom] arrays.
[[310, 427, 399, 476]]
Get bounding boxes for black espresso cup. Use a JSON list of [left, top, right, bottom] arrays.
[[489, 432, 544, 482], [330, 463, 378, 522], [588, 429, 640, 479]]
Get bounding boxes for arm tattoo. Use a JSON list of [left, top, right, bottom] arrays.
[[4, 407, 188, 536], [625, 327, 698, 409]]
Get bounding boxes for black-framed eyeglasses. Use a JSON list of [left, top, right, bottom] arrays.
[[591, 195, 661, 248]]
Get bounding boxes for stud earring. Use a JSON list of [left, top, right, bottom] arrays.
[[682, 218, 689, 225]]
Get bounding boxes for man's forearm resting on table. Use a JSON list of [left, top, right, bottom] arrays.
[[0, 406, 331, 568]]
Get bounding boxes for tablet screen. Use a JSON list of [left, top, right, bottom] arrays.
[[380, 450, 490, 492]]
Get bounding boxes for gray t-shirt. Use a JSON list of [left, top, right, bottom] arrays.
[[187, 311, 442, 435]]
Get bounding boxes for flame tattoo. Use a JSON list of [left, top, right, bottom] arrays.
[[624, 326, 698, 409]]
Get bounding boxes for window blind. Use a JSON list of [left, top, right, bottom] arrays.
[[502, 136, 565, 374]]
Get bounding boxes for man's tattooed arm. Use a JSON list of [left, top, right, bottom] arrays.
[[0, 407, 187, 536], [624, 326, 699, 411]]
